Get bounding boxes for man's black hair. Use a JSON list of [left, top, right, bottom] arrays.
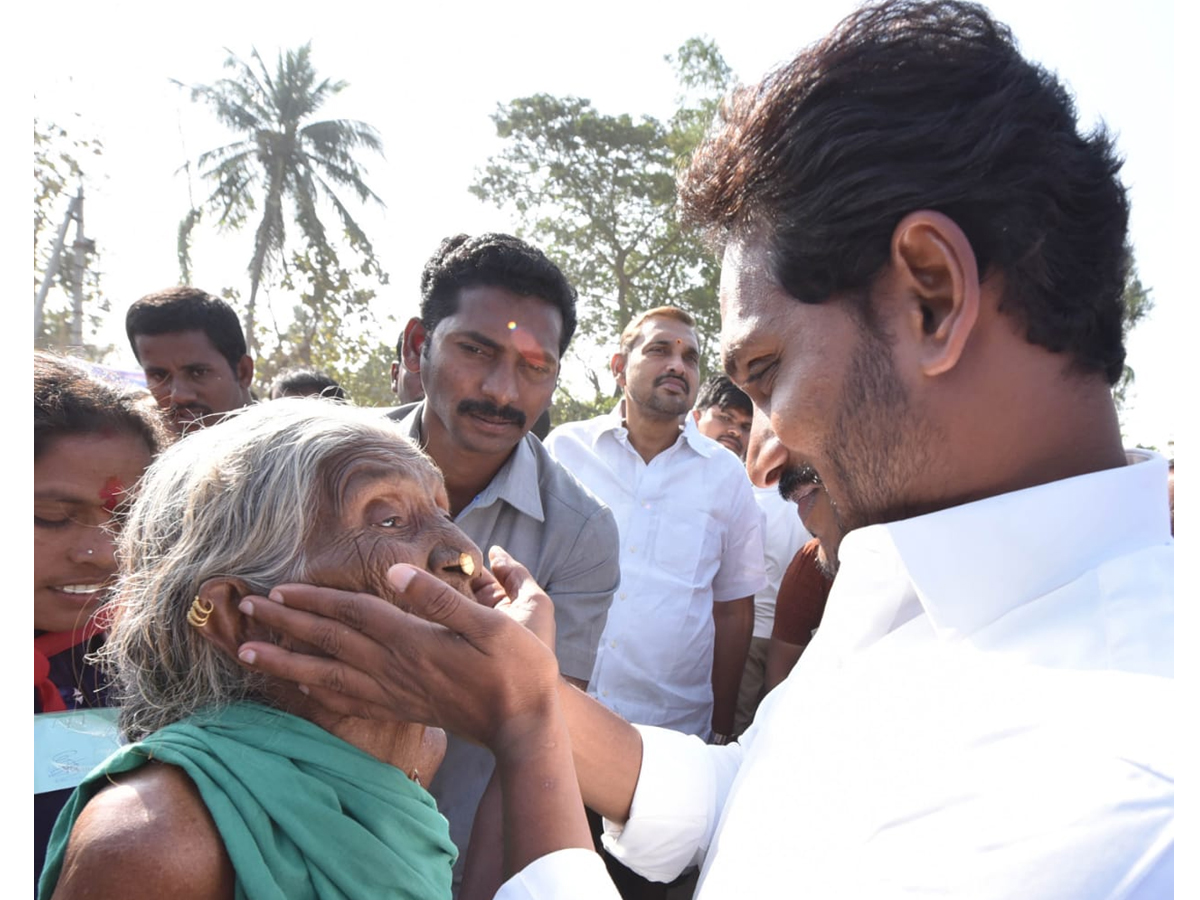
[[694, 373, 753, 417], [680, 0, 1130, 384], [125, 287, 248, 373], [418, 233, 577, 356], [269, 368, 347, 401]]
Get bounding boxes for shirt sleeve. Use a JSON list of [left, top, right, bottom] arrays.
[[599, 725, 745, 883], [711, 473, 768, 602], [496, 848, 621, 900], [545, 503, 621, 682]]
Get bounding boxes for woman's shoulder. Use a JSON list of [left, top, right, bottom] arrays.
[[50, 763, 234, 899]]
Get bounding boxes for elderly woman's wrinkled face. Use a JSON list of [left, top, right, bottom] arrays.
[[303, 451, 483, 601]]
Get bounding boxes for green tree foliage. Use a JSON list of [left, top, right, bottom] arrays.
[[177, 43, 385, 354], [253, 245, 397, 406], [34, 117, 110, 359], [470, 38, 736, 427], [1113, 252, 1154, 412]]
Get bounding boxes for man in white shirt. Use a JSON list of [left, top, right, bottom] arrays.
[[239, 3, 1173, 897], [546, 308, 765, 745]]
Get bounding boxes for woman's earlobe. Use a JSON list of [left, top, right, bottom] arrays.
[[192, 577, 257, 658]]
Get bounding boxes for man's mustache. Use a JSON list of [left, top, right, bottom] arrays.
[[457, 399, 527, 428], [655, 374, 689, 392], [779, 464, 822, 502]]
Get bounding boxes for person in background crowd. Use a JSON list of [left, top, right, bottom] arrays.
[[690, 374, 753, 461], [34, 351, 169, 887], [546, 308, 764, 899], [269, 367, 348, 402], [125, 287, 253, 434], [388, 232, 620, 895]]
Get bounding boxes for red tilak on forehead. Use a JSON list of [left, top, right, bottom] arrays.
[[100, 477, 124, 513]]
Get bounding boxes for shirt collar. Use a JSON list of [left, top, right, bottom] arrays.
[[463, 434, 545, 521], [399, 401, 546, 523], [594, 399, 715, 458], [837, 450, 1171, 641]]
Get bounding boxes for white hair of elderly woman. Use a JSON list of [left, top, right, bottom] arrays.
[[100, 400, 440, 741]]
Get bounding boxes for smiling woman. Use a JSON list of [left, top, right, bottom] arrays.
[[34, 351, 169, 884], [36, 401, 488, 900]]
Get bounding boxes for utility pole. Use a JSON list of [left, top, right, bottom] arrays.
[[34, 188, 94, 346]]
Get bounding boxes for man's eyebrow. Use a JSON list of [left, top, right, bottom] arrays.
[[455, 330, 504, 351], [722, 348, 742, 379]]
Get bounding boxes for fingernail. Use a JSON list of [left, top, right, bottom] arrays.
[[239, 599, 255, 617], [298, 684, 310, 696], [389, 565, 417, 591], [238, 647, 257, 665], [268, 589, 285, 604]]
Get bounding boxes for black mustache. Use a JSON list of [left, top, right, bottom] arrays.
[[655, 374, 689, 390], [778, 464, 822, 502], [457, 399, 526, 428]]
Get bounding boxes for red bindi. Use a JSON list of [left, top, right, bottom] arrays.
[[100, 477, 124, 513]]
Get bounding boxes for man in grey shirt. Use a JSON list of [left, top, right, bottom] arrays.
[[388, 233, 619, 891]]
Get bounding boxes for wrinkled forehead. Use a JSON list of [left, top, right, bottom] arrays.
[[316, 437, 445, 517]]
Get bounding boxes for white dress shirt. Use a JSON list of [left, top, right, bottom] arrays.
[[546, 405, 766, 736], [499, 451, 1174, 899]]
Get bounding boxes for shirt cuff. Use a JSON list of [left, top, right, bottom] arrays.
[[496, 848, 621, 900], [600, 724, 737, 882]]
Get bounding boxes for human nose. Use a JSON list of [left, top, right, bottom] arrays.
[[479, 360, 520, 408], [427, 536, 484, 591], [169, 375, 198, 406], [746, 409, 787, 488], [68, 525, 118, 573]]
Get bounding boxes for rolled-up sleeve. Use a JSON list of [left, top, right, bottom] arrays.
[[600, 725, 745, 883]]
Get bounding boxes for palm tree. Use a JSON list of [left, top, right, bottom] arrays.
[[177, 44, 384, 351]]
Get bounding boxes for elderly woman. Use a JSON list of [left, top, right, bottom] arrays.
[[39, 402, 487, 899]]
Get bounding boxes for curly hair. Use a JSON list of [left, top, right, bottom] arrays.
[[679, 0, 1130, 384], [419, 233, 577, 356]]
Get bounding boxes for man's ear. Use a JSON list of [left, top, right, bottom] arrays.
[[691, 408, 701, 424], [610, 352, 627, 388], [889, 210, 980, 377], [236, 354, 255, 390], [401, 318, 426, 374], [190, 577, 259, 660]]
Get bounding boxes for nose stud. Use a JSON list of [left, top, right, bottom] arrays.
[[86, 548, 94, 556]]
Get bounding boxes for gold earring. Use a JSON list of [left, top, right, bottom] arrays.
[[188, 596, 215, 628]]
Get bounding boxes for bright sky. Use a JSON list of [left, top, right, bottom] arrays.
[[25, 0, 1177, 451]]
